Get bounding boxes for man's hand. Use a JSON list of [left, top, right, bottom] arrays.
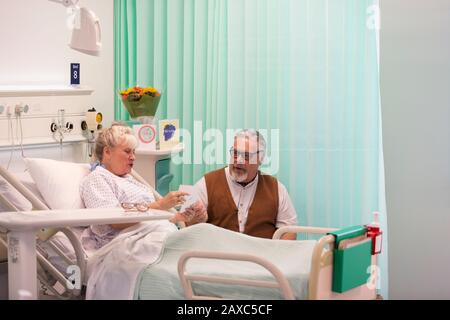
[[181, 201, 208, 226]]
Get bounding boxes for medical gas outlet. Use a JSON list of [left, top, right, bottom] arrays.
[[82, 108, 103, 158], [81, 108, 103, 132], [50, 109, 74, 134]]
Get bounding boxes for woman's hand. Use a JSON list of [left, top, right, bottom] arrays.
[[155, 191, 189, 210]]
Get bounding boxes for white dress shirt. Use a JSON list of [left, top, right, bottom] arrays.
[[194, 167, 297, 233]]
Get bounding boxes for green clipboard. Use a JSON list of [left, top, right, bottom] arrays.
[[328, 226, 372, 293]]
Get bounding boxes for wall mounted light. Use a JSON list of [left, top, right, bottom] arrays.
[[49, 0, 102, 56]]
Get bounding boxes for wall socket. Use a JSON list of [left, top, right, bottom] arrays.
[[15, 104, 29, 115]]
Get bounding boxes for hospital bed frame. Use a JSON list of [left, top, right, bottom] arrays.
[[178, 226, 379, 300], [1, 164, 379, 300], [0, 164, 173, 300], [0, 165, 86, 299]]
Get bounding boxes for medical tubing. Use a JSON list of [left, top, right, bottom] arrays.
[[18, 113, 26, 158], [6, 114, 15, 169]]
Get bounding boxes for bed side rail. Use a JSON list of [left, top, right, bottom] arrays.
[[0, 165, 59, 241], [0, 193, 19, 212], [284, 226, 377, 300], [273, 225, 357, 300], [308, 234, 336, 299], [0, 165, 49, 211], [1, 228, 86, 299], [178, 251, 295, 300], [273, 225, 338, 240]]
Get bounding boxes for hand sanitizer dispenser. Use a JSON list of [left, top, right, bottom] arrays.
[[366, 212, 383, 255]]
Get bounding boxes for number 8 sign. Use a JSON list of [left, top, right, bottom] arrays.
[[71, 63, 80, 85]]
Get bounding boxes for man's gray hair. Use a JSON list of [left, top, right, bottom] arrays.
[[234, 129, 266, 161]]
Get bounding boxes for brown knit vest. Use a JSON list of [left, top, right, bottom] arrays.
[[204, 168, 279, 239]]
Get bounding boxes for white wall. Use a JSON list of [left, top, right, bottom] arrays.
[[0, 1, 114, 294], [380, 0, 450, 299], [0, 0, 114, 167]]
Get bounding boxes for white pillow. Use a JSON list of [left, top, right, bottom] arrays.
[[24, 158, 90, 210]]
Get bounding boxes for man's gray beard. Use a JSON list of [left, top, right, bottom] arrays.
[[230, 167, 248, 183]]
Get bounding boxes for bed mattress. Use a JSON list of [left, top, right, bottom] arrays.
[[135, 224, 316, 300]]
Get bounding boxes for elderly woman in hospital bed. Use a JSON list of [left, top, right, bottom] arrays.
[[79, 123, 207, 252]]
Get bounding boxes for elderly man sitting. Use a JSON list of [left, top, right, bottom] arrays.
[[194, 129, 298, 240]]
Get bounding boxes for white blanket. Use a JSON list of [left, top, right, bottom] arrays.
[[85, 220, 177, 300]]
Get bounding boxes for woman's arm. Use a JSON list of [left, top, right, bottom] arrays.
[[149, 191, 189, 211]]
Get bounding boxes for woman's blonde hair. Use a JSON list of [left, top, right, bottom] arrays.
[[94, 122, 138, 162]]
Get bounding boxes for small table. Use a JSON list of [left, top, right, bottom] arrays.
[[0, 207, 173, 300], [134, 143, 184, 194]]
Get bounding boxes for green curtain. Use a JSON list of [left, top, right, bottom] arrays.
[[114, 0, 387, 297]]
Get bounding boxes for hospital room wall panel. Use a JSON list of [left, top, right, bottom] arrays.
[[0, 0, 114, 173], [0, 0, 115, 131], [0, 95, 92, 141], [0, 94, 95, 171]]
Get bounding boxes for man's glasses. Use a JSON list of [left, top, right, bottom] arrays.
[[229, 147, 260, 162], [121, 202, 150, 212]]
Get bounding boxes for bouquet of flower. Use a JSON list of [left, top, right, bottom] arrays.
[[119, 86, 161, 122]]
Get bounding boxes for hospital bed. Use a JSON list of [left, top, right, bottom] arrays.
[[0, 159, 174, 299], [0, 159, 380, 300]]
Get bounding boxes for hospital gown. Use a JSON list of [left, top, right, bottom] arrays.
[[79, 166, 157, 252]]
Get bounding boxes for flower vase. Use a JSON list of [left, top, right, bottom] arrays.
[[121, 93, 161, 120]]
